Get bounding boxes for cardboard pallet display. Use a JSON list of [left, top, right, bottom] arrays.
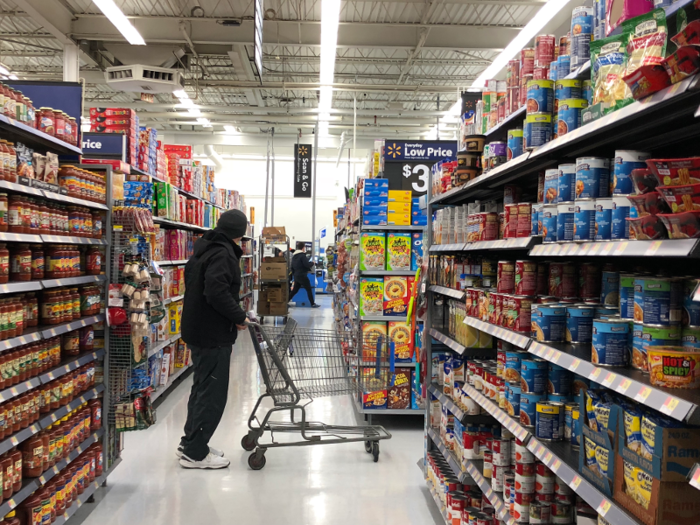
[[257, 226, 290, 317]]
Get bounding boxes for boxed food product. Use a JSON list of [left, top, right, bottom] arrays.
[[411, 232, 423, 271], [359, 277, 384, 317], [386, 232, 411, 271], [361, 321, 387, 360], [387, 213, 411, 226], [388, 321, 414, 362], [383, 276, 416, 316], [388, 190, 412, 202], [362, 367, 387, 410], [387, 202, 411, 214], [387, 368, 412, 409], [363, 206, 388, 217], [360, 232, 386, 271], [260, 257, 287, 280], [364, 196, 388, 206], [363, 216, 388, 226]]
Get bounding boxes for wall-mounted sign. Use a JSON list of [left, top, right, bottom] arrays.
[[81, 132, 127, 158], [294, 144, 313, 198]]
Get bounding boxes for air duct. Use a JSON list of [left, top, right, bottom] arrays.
[[205, 144, 224, 171]]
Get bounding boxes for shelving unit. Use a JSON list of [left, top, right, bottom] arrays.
[[150, 364, 193, 402]]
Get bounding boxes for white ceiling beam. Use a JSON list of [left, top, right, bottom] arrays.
[[227, 45, 265, 107], [13, 0, 73, 45]]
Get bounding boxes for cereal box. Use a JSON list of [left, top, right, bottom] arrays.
[[359, 277, 384, 317], [388, 321, 414, 362], [362, 367, 388, 409], [411, 232, 424, 271], [360, 232, 386, 271], [386, 232, 411, 271], [362, 321, 387, 361], [388, 368, 412, 409], [383, 276, 416, 316]]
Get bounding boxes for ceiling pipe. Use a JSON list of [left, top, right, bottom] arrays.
[[205, 144, 224, 170]]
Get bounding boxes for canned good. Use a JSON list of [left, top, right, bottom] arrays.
[[557, 163, 576, 203], [498, 260, 515, 293], [550, 501, 572, 524], [594, 198, 613, 241], [619, 273, 636, 319], [579, 262, 601, 301], [492, 464, 507, 492], [548, 363, 573, 395], [520, 392, 545, 427], [535, 471, 554, 494], [682, 326, 700, 350], [571, 6, 594, 68], [527, 80, 555, 113], [515, 438, 535, 463], [639, 324, 682, 372], [554, 79, 582, 110], [532, 304, 566, 342], [521, 358, 548, 394], [613, 150, 650, 195], [611, 196, 631, 240], [532, 204, 543, 236], [493, 438, 511, 467], [544, 168, 559, 204], [548, 262, 576, 298], [592, 318, 630, 367], [515, 470, 535, 494], [571, 408, 581, 449], [575, 157, 610, 199], [525, 113, 553, 150], [506, 350, 524, 384], [541, 205, 558, 243], [600, 270, 620, 307], [574, 199, 596, 241], [557, 98, 588, 136], [536, 401, 565, 441], [564, 402, 577, 440], [684, 279, 700, 326], [556, 202, 575, 242], [507, 295, 533, 333], [634, 277, 682, 326], [517, 203, 533, 238], [507, 129, 524, 161]]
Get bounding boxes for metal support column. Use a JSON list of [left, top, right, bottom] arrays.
[[271, 128, 275, 226], [63, 43, 80, 82], [263, 134, 271, 228], [311, 123, 319, 257]]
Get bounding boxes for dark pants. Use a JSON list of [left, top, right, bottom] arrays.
[[289, 274, 315, 305], [181, 344, 232, 461]]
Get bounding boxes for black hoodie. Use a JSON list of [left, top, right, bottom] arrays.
[[181, 229, 248, 348]]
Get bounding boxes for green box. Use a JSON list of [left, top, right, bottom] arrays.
[[155, 181, 170, 218], [360, 232, 386, 271], [581, 103, 604, 126], [359, 277, 384, 317]]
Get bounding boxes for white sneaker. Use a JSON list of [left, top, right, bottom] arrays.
[[179, 452, 230, 469], [176, 445, 224, 459]]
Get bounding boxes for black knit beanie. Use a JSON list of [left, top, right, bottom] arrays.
[[215, 209, 248, 239]]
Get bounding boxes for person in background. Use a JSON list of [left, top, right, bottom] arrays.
[[179, 209, 250, 469], [288, 241, 320, 308]]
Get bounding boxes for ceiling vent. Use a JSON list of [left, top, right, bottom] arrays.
[[104, 65, 185, 93]]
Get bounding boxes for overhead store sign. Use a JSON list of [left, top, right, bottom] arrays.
[[294, 144, 313, 198], [384, 140, 456, 162], [81, 132, 127, 158], [254, 0, 264, 80]]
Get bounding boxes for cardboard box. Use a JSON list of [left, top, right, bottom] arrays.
[[363, 216, 388, 226], [268, 301, 288, 316], [388, 190, 412, 203], [388, 202, 411, 214], [260, 261, 287, 280], [261, 226, 286, 241], [388, 368, 412, 409], [387, 213, 411, 226], [264, 284, 288, 303], [363, 206, 388, 217], [364, 196, 388, 207]]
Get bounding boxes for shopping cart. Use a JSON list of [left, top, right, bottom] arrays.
[[242, 319, 392, 470]]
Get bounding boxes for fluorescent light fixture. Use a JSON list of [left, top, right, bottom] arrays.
[[470, 0, 574, 89], [187, 108, 202, 117], [93, 0, 146, 46], [0, 66, 9, 76], [317, 0, 341, 135], [8, 75, 17, 80], [197, 117, 212, 127], [178, 99, 196, 109], [173, 90, 188, 99], [224, 125, 238, 134]]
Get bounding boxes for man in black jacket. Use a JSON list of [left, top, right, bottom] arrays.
[[288, 241, 320, 308], [178, 209, 249, 469]]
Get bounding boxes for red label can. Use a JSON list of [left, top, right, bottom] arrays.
[[508, 295, 533, 333], [476, 212, 499, 241], [497, 261, 515, 293], [521, 48, 535, 76], [515, 260, 537, 296], [533, 66, 549, 80], [535, 35, 556, 67], [516, 204, 532, 238], [548, 262, 577, 298], [489, 292, 500, 325], [516, 462, 536, 476], [578, 262, 601, 300], [536, 462, 553, 477], [504, 203, 519, 239], [520, 75, 531, 107], [497, 348, 506, 378]]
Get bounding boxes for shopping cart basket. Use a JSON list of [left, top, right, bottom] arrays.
[[243, 319, 392, 470]]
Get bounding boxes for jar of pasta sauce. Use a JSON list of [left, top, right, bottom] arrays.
[[0, 193, 7, 232], [9, 244, 31, 281], [37, 107, 55, 135]]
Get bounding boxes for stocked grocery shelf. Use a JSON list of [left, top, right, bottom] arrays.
[[0, 281, 42, 293], [240, 291, 253, 299], [428, 328, 467, 355], [41, 235, 106, 245], [529, 341, 700, 424], [41, 274, 107, 289], [462, 317, 531, 349], [483, 106, 526, 139], [0, 232, 42, 243], [353, 398, 423, 415], [0, 328, 42, 351], [152, 216, 209, 232], [427, 484, 450, 525], [359, 225, 425, 231], [426, 426, 468, 483], [360, 270, 416, 276], [0, 113, 81, 155], [428, 286, 464, 300], [529, 239, 700, 258], [464, 460, 515, 525], [430, 237, 543, 253], [428, 384, 495, 426], [151, 364, 192, 402], [148, 333, 181, 358], [0, 377, 41, 404], [39, 314, 105, 339], [0, 180, 109, 211], [429, 244, 465, 252], [461, 382, 530, 442], [358, 360, 417, 368], [38, 348, 106, 385], [359, 315, 410, 322], [163, 294, 184, 305], [156, 259, 189, 266]]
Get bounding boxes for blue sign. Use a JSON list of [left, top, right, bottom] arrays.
[[383, 140, 456, 162], [320, 228, 326, 239], [81, 132, 126, 158]]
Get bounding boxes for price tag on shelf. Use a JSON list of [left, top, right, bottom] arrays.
[[660, 397, 680, 416], [602, 372, 615, 387], [47, 372, 54, 380], [552, 459, 561, 472], [597, 499, 612, 516], [9, 387, 17, 396], [600, 242, 614, 256], [691, 466, 700, 489], [544, 452, 553, 464], [570, 475, 583, 491], [618, 378, 632, 394], [614, 242, 628, 256], [545, 349, 556, 361], [644, 240, 663, 256], [10, 436, 18, 446], [589, 367, 603, 381], [570, 359, 581, 371], [8, 499, 16, 509], [634, 387, 652, 403]]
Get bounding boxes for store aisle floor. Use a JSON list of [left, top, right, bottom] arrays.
[[78, 295, 440, 525]]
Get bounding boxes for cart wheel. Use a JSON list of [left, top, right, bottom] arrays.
[[364, 440, 372, 453], [241, 433, 256, 451], [248, 451, 266, 470], [372, 442, 380, 462], [282, 316, 288, 325]]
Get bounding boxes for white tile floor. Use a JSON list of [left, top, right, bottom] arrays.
[[75, 296, 441, 525]]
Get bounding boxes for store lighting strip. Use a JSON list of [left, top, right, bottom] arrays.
[[93, 0, 146, 46], [173, 89, 212, 127], [0, 64, 17, 80], [318, 0, 341, 135]]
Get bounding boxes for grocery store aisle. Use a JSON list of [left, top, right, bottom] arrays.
[[77, 295, 439, 525]]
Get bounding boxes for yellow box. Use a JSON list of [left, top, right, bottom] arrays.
[[387, 213, 411, 226], [387, 202, 411, 214], [388, 190, 412, 203]]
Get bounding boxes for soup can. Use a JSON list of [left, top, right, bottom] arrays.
[[521, 358, 548, 394], [515, 469, 536, 494], [600, 270, 620, 307], [541, 205, 558, 243], [514, 492, 531, 523], [532, 304, 566, 342], [492, 438, 511, 467], [571, 408, 581, 449], [548, 262, 576, 298], [554, 79, 582, 108], [557, 98, 588, 136], [632, 323, 646, 372], [515, 438, 535, 463], [594, 198, 613, 241], [616, 273, 635, 320], [633, 277, 682, 325], [544, 168, 559, 204], [520, 392, 545, 427], [532, 204, 542, 236], [506, 384, 522, 416], [536, 401, 565, 441], [611, 196, 631, 240], [613, 150, 650, 195], [579, 262, 601, 301], [557, 163, 576, 203], [505, 350, 525, 384], [573, 199, 596, 241], [498, 260, 515, 294], [527, 79, 555, 113], [556, 202, 575, 242], [592, 318, 630, 366], [515, 260, 537, 296], [640, 324, 681, 372], [682, 326, 700, 350], [575, 157, 610, 199], [551, 501, 572, 524], [525, 113, 553, 150], [564, 402, 577, 440], [548, 363, 572, 395], [507, 129, 524, 161], [492, 464, 506, 492], [566, 305, 595, 344], [684, 280, 700, 326], [570, 6, 594, 68]]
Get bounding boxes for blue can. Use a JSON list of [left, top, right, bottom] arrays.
[[571, 406, 581, 448], [549, 60, 558, 81], [527, 79, 555, 113], [507, 128, 524, 161], [541, 205, 558, 243], [557, 202, 575, 242], [682, 326, 700, 351], [575, 157, 610, 199], [611, 196, 631, 240], [633, 277, 682, 325], [566, 305, 595, 344], [592, 318, 630, 367], [583, 80, 593, 105], [557, 55, 571, 78], [505, 350, 524, 384], [506, 384, 521, 416], [544, 168, 559, 204], [632, 323, 644, 368], [558, 163, 576, 202], [596, 306, 619, 317], [521, 358, 548, 394], [531, 204, 542, 236], [525, 113, 553, 149], [531, 304, 566, 342], [548, 363, 572, 395], [549, 394, 572, 405], [571, 6, 594, 69], [565, 402, 577, 440], [619, 273, 636, 319], [520, 392, 545, 427], [574, 200, 596, 242], [555, 79, 583, 104], [557, 99, 588, 136], [595, 0, 607, 40], [536, 401, 565, 441], [684, 296, 700, 327], [594, 198, 613, 241], [613, 150, 650, 195], [600, 270, 620, 307]]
